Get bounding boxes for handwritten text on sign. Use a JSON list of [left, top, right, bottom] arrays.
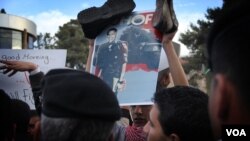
[[0, 49, 67, 109]]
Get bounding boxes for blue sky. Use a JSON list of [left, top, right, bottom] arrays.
[[1, 0, 223, 56]]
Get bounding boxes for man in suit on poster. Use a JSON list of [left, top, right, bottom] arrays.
[[96, 27, 128, 94]]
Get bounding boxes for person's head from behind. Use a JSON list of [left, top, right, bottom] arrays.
[[107, 28, 117, 43], [11, 99, 30, 141], [0, 89, 13, 141], [144, 86, 213, 141], [206, 0, 250, 139], [129, 105, 152, 127], [28, 110, 40, 140], [41, 69, 121, 141]]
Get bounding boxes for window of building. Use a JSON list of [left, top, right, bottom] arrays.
[[0, 29, 22, 49], [0, 28, 12, 49], [28, 35, 34, 49], [12, 30, 22, 49]]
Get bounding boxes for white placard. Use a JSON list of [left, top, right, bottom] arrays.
[[0, 49, 67, 109]]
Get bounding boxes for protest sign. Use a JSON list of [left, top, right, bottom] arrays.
[[0, 49, 67, 109], [90, 11, 166, 105]]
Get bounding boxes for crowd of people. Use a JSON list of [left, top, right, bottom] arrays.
[[1, 0, 250, 141]]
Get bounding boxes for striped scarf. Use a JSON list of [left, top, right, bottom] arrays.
[[125, 124, 147, 141]]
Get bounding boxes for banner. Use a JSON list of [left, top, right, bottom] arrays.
[[90, 11, 166, 105], [0, 49, 67, 109]]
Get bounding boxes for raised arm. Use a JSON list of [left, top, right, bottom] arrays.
[[0, 60, 43, 115], [162, 32, 189, 86]]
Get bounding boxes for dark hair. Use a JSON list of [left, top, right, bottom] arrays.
[[206, 0, 250, 110], [107, 28, 117, 35], [41, 114, 114, 141], [0, 89, 13, 141], [30, 109, 39, 118], [11, 99, 30, 141], [154, 86, 213, 141]]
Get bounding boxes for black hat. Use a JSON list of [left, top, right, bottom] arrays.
[[42, 69, 121, 121]]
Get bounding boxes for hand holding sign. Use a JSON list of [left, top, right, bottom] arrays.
[[0, 60, 37, 77], [0, 49, 67, 109]]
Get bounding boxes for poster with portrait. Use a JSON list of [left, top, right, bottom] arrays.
[[90, 11, 166, 105], [0, 49, 67, 109]]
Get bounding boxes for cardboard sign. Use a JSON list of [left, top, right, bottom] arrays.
[[0, 49, 67, 109]]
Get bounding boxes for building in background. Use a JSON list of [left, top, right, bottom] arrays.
[[0, 9, 36, 49]]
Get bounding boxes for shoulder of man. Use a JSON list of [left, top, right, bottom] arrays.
[[100, 42, 110, 47], [117, 40, 122, 45], [98, 43, 109, 51], [112, 123, 126, 141], [116, 41, 124, 49]]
